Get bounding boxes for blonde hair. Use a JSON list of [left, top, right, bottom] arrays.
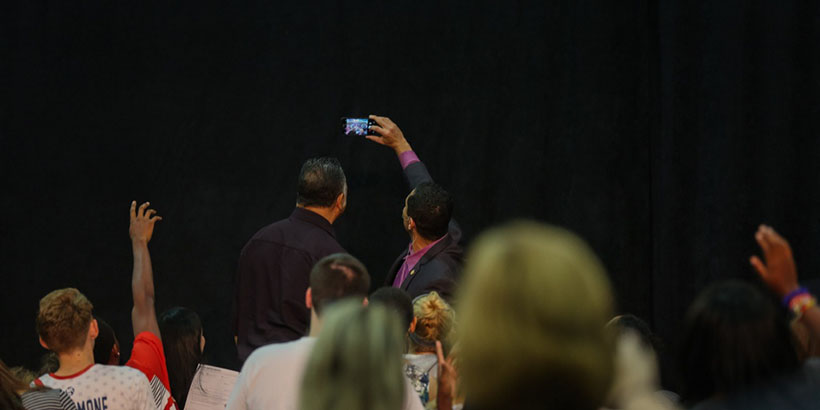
[[300, 300, 406, 410], [36, 288, 94, 354], [410, 291, 455, 353], [458, 221, 615, 410]]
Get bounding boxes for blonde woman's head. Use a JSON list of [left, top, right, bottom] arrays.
[[410, 291, 455, 354], [458, 221, 615, 410], [300, 300, 406, 410]]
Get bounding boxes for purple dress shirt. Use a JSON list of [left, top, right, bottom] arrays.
[[392, 235, 448, 288], [391, 150, 443, 288]]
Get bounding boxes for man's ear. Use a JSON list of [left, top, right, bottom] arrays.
[[305, 288, 313, 309], [39, 337, 49, 350], [89, 319, 99, 340], [409, 316, 418, 334], [407, 217, 416, 232], [362, 297, 369, 307], [335, 192, 346, 211]]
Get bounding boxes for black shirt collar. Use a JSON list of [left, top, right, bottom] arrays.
[[290, 207, 336, 238]]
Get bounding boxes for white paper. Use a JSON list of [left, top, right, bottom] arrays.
[[184, 364, 239, 410]]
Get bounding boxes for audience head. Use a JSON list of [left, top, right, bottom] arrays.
[[409, 291, 455, 354], [604, 314, 663, 408], [607, 314, 661, 354], [370, 287, 415, 333], [0, 359, 27, 410], [159, 307, 204, 409], [36, 288, 98, 355], [678, 280, 798, 404], [296, 157, 347, 215], [300, 300, 406, 410], [92, 317, 121, 365], [458, 221, 615, 410], [403, 182, 453, 241], [307, 253, 371, 316]]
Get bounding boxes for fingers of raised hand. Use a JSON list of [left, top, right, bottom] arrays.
[[138, 202, 150, 218], [755, 227, 771, 254], [369, 124, 388, 137], [750, 255, 769, 278], [150, 215, 162, 223], [130, 201, 137, 221]]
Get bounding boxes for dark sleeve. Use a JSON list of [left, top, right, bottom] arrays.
[[403, 161, 434, 189]]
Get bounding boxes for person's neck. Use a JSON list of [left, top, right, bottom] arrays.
[[308, 309, 323, 338], [299, 204, 337, 225], [411, 234, 436, 253], [55, 347, 95, 376]]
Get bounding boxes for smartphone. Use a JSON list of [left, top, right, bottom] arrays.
[[340, 117, 376, 136]]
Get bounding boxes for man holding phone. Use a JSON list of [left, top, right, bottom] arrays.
[[365, 115, 463, 301]]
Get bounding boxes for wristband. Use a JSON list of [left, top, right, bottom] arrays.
[[782, 287, 809, 307], [789, 293, 817, 318]]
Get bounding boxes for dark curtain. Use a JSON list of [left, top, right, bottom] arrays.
[[2, 0, 818, 388]]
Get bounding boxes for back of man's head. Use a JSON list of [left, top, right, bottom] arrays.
[[369, 287, 413, 331], [297, 157, 346, 208], [36, 288, 94, 354], [408, 182, 453, 240], [310, 253, 371, 314]]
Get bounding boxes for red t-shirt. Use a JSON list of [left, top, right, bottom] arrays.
[[126, 331, 177, 410]]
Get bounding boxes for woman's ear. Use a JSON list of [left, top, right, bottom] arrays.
[[305, 287, 313, 309], [39, 337, 49, 350]]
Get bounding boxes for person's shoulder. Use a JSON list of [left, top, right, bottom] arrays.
[[95, 364, 149, 382], [247, 218, 292, 241], [248, 337, 316, 363]]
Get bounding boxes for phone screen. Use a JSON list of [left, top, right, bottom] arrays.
[[341, 117, 374, 136]]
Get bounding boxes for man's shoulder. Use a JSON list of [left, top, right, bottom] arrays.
[[245, 216, 341, 253], [93, 364, 148, 380], [245, 337, 316, 366]]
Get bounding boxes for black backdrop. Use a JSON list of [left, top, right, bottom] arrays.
[[2, 0, 819, 387]]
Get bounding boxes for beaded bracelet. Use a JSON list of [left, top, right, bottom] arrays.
[[782, 287, 810, 307], [789, 293, 817, 318]]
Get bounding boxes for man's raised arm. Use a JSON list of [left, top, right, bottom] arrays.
[[366, 114, 433, 188], [129, 200, 163, 339]]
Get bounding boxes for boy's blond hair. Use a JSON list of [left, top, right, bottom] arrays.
[[36, 288, 94, 353]]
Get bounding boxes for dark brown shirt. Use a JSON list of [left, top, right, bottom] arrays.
[[233, 207, 344, 363]]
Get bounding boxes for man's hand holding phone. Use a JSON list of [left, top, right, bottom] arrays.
[[365, 115, 412, 155]]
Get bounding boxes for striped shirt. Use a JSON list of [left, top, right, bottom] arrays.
[[21, 388, 77, 410]]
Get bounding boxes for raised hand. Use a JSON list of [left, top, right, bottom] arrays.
[[365, 115, 412, 154], [129, 201, 162, 244], [436, 340, 457, 410], [750, 225, 799, 298]]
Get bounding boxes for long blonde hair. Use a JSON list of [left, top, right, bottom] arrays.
[[410, 291, 455, 354], [300, 300, 406, 410], [458, 221, 615, 410]]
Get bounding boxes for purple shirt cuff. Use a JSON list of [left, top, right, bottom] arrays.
[[399, 151, 420, 169]]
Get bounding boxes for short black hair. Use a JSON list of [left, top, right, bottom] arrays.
[[296, 157, 346, 207], [369, 287, 413, 330], [310, 253, 371, 314], [407, 182, 453, 240], [93, 316, 118, 365], [678, 280, 799, 404]]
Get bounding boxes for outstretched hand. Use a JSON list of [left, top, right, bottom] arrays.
[[436, 340, 457, 410], [129, 201, 162, 244], [365, 115, 412, 154], [750, 225, 799, 298]]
